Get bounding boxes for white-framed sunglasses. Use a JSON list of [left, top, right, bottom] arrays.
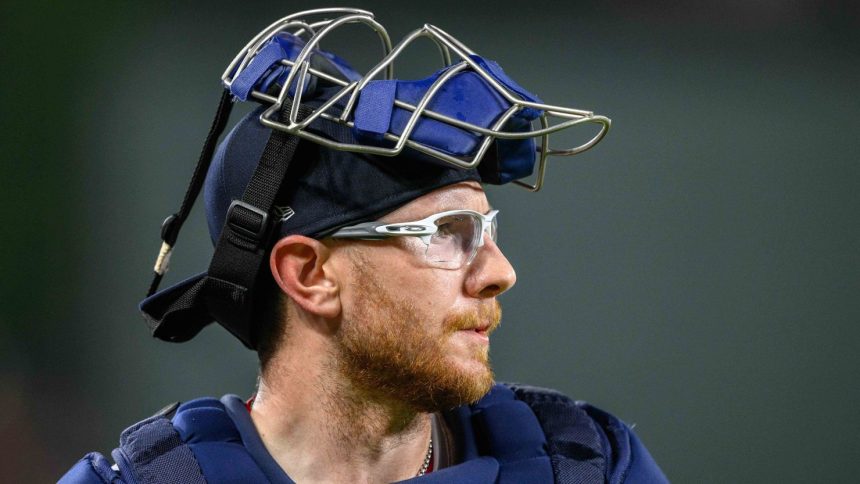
[[329, 209, 499, 269]]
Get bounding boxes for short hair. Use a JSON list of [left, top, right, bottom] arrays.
[[254, 272, 288, 374]]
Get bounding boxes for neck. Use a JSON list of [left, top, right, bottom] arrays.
[[250, 323, 432, 483]]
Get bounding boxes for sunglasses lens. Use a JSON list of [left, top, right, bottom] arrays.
[[425, 213, 480, 268]]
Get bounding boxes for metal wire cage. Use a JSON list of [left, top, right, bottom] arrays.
[[222, 8, 611, 191]]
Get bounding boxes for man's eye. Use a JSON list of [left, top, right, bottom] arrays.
[[435, 216, 467, 237], [435, 223, 456, 237]]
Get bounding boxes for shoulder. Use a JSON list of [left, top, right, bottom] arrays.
[[59, 452, 122, 484], [58, 397, 234, 484], [500, 383, 669, 483]]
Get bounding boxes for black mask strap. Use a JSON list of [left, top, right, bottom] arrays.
[[203, 98, 312, 348]]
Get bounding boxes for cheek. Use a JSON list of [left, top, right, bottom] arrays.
[[345, 243, 466, 314], [404, 270, 464, 319]]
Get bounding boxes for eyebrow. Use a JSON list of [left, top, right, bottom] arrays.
[[382, 206, 495, 225], [437, 201, 494, 214], [423, 205, 495, 218]]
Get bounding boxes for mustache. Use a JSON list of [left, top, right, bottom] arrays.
[[443, 301, 502, 334]]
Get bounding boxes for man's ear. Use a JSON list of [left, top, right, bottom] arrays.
[[269, 235, 341, 319]]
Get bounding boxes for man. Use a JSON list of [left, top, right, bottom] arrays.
[[61, 8, 667, 483], [250, 180, 513, 483]]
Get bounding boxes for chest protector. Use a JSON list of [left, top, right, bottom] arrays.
[[60, 384, 667, 483]]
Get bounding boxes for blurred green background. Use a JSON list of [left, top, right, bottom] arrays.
[[2, 1, 858, 482]]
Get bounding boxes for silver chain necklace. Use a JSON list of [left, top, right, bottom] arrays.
[[416, 437, 433, 477]]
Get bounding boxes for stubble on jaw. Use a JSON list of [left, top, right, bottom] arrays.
[[332, 250, 502, 415]]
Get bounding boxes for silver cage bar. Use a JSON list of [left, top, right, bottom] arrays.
[[222, 8, 611, 192]]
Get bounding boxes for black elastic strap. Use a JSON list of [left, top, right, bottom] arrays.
[[147, 89, 235, 297], [204, 99, 312, 348]]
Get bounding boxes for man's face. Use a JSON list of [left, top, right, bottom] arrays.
[[333, 181, 517, 411]]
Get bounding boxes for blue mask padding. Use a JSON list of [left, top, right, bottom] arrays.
[[352, 56, 543, 184], [469, 55, 543, 119], [229, 34, 361, 101], [487, 117, 536, 184]]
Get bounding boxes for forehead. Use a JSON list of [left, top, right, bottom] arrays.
[[380, 181, 490, 223]]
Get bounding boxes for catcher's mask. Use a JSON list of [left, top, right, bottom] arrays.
[[141, 8, 611, 350]]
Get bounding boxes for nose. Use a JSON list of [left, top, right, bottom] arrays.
[[465, 233, 517, 298]]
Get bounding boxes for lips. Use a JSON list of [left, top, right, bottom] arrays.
[[458, 326, 491, 345], [456, 320, 494, 342], [454, 318, 493, 332], [444, 302, 501, 335]]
